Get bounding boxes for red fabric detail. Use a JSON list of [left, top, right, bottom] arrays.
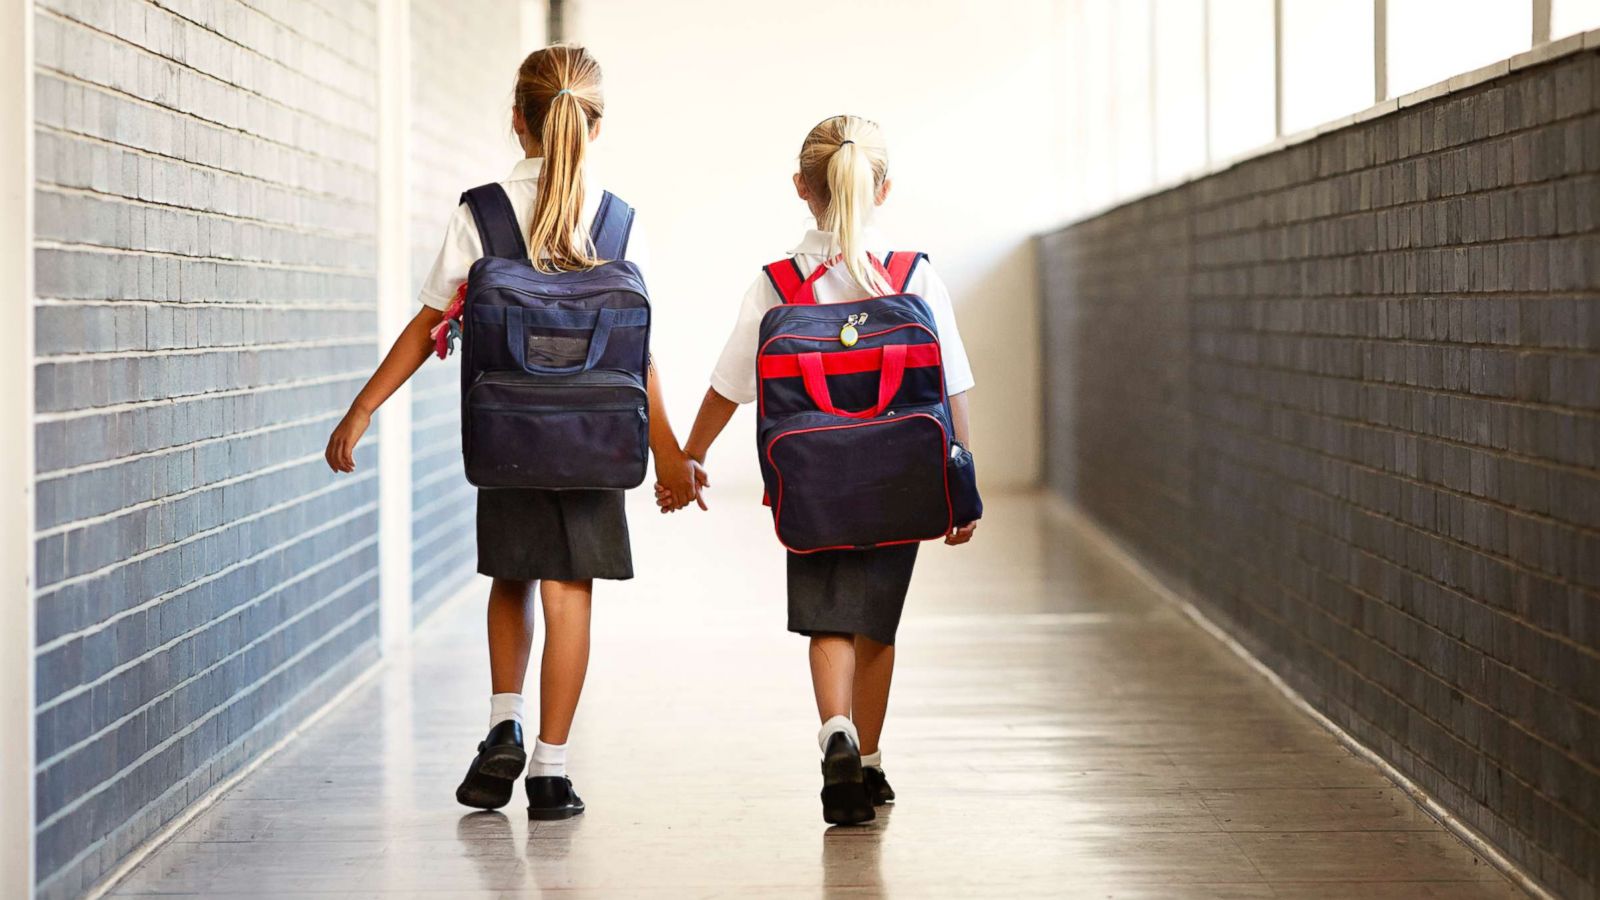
[[758, 342, 941, 378], [764, 260, 805, 304], [783, 254, 896, 305], [885, 251, 922, 292], [797, 343, 907, 419]]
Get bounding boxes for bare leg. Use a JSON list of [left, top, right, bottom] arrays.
[[487, 578, 536, 694], [537, 578, 593, 744], [852, 637, 895, 755], [809, 633, 856, 722]]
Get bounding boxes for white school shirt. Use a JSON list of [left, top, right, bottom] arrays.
[[416, 156, 651, 310], [708, 228, 976, 405]]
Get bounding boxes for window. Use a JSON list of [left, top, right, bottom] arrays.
[[1207, 0, 1276, 161], [1280, 0, 1375, 134], [1386, 0, 1530, 96]]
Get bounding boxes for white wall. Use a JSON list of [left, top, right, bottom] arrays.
[[569, 0, 1070, 489]]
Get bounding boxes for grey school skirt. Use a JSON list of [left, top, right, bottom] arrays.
[[476, 488, 633, 582], [787, 543, 920, 646]]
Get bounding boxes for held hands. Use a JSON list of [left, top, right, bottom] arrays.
[[654, 449, 709, 513], [324, 408, 370, 473]]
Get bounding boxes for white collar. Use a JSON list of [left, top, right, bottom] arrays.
[[509, 157, 544, 181], [789, 227, 888, 256]]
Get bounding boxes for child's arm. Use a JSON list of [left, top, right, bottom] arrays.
[[946, 389, 977, 545], [648, 355, 708, 512], [325, 305, 444, 473], [655, 387, 737, 511]]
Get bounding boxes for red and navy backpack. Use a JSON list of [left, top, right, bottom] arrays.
[[755, 251, 981, 552]]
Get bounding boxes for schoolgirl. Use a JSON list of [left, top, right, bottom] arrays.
[[670, 114, 978, 825], [325, 44, 701, 819]]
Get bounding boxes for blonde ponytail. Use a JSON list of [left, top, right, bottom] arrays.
[[799, 116, 891, 295], [514, 45, 605, 272]]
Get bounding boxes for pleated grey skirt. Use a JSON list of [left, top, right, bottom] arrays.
[[476, 488, 633, 582], [786, 543, 920, 646]]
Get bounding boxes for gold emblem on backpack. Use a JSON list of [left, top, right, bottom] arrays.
[[840, 312, 867, 347]]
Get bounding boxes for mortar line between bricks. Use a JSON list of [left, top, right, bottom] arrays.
[[1189, 230, 1600, 276], [1193, 354, 1600, 481], [1181, 109, 1600, 227], [32, 471, 377, 601], [125, 0, 376, 107], [33, 239, 377, 278], [32, 68, 376, 181], [36, 182, 378, 244], [227, 0, 377, 73], [33, 450, 328, 540], [36, 335, 374, 365], [32, 370, 365, 426], [34, 296, 373, 311], [1191, 320, 1600, 355], [1188, 160, 1600, 245], [1194, 404, 1600, 666], [32, 501, 376, 655], [1185, 502, 1600, 843], [34, 407, 345, 483], [34, 122, 379, 211], [32, 598, 378, 834], [38, 7, 377, 143], [37, 637, 381, 897], [1193, 346, 1600, 421], [34, 546, 378, 768]]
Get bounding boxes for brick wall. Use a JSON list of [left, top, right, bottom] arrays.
[[30, 1, 381, 895], [407, 0, 522, 622], [1040, 50, 1600, 899]]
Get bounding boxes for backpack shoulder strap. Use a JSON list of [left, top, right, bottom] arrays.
[[763, 258, 809, 304], [590, 190, 635, 260], [459, 183, 528, 260], [883, 251, 927, 293]]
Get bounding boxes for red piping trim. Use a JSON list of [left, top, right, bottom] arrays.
[[759, 343, 942, 378], [764, 412, 954, 554]]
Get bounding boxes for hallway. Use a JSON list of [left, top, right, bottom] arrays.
[[103, 493, 1521, 899]]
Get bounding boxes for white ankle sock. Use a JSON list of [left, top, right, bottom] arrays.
[[531, 739, 567, 777], [860, 750, 882, 769], [817, 715, 860, 753], [489, 693, 524, 729]]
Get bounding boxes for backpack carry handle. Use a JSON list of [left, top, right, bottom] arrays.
[[797, 343, 908, 418], [503, 305, 649, 375]]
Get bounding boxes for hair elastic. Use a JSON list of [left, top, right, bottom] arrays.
[[554, 88, 573, 96], [839, 140, 855, 147]]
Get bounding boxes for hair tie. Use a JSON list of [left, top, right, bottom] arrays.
[[554, 88, 573, 97], [839, 140, 855, 147]]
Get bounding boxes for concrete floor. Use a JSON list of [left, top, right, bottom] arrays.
[[106, 492, 1523, 899]]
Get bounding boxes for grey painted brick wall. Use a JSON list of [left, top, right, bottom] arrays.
[[1040, 51, 1600, 899], [406, 0, 521, 622], [31, 0, 381, 895]]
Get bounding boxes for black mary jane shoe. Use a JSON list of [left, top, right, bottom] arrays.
[[526, 775, 586, 821], [863, 765, 895, 806], [455, 720, 527, 810], [819, 731, 875, 826]]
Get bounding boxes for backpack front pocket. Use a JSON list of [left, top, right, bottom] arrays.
[[464, 371, 649, 490], [763, 408, 952, 552]]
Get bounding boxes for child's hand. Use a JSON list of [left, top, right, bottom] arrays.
[[945, 521, 977, 545], [325, 409, 370, 473], [654, 452, 708, 513]]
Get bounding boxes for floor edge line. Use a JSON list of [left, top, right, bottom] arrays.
[[1043, 492, 1553, 900]]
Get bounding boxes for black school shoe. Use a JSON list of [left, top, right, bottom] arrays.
[[819, 731, 875, 825], [456, 720, 527, 810], [863, 766, 895, 806], [526, 775, 586, 820]]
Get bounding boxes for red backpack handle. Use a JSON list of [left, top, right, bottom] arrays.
[[797, 344, 908, 418]]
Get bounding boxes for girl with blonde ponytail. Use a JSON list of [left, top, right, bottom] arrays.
[[326, 44, 703, 821], [669, 115, 979, 825]]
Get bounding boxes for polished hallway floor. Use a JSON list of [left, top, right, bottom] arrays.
[[105, 492, 1523, 899]]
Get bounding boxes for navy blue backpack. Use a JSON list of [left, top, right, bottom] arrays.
[[755, 252, 981, 552], [456, 183, 650, 490]]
